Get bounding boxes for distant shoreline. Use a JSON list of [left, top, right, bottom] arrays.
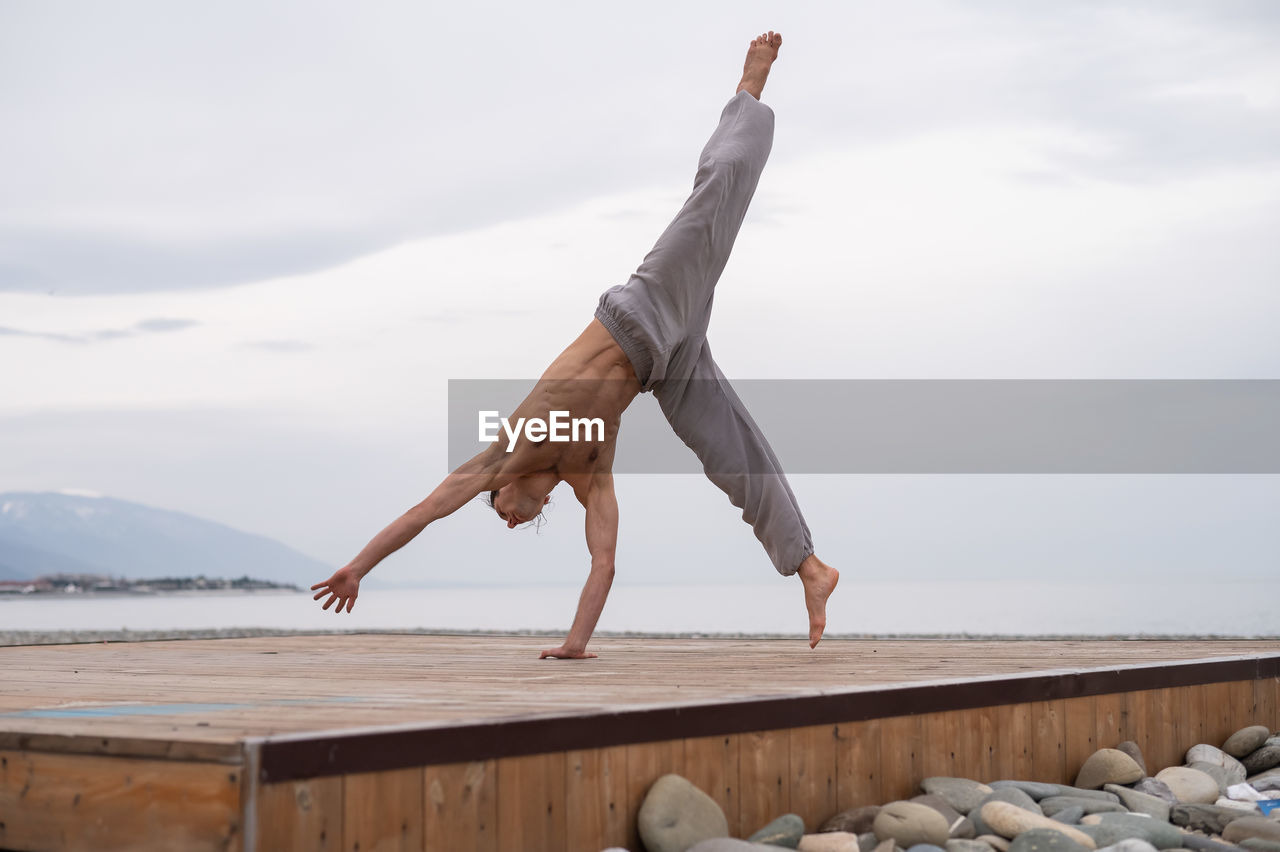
[[2, 627, 1277, 647]]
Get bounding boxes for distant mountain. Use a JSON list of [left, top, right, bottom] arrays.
[[0, 492, 333, 586]]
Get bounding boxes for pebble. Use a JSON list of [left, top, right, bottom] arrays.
[[1239, 841, 1280, 852], [948, 840, 998, 852], [1040, 797, 1128, 817], [638, 774, 730, 852], [1213, 797, 1259, 811], [912, 795, 976, 839], [990, 782, 1063, 802], [798, 832, 863, 852], [978, 802, 1097, 849], [1094, 841, 1159, 852], [824, 807, 885, 835], [1154, 767, 1221, 804], [861, 833, 883, 852], [983, 788, 1047, 817], [923, 779, 997, 815], [907, 845, 948, 852], [1187, 744, 1244, 773], [1132, 779, 1180, 805], [1243, 746, 1280, 776], [1077, 750, 1145, 790], [875, 802, 953, 848], [977, 835, 1012, 852], [1224, 818, 1280, 845], [1056, 788, 1123, 805], [690, 841, 777, 852], [1117, 743, 1150, 777], [1186, 762, 1236, 795], [1077, 814, 1185, 850], [1169, 803, 1251, 835], [1009, 829, 1091, 852], [1104, 784, 1172, 822], [1052, 807, 1086, 825], [1181, 836, 1245, 852], [750, 814, 805, 848], [1224, 728, 1272, 759]]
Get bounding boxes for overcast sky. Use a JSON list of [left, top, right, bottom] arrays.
[[2, 1, 1278, 596]]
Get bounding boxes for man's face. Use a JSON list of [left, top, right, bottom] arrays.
[[494, 483, 550, 529]]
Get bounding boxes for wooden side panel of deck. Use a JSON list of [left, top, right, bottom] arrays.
[[0, 750, 242, 852], [248, 676, 1277, 852]]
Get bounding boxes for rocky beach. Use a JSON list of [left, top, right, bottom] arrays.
[[619, 724, 1280, 852]]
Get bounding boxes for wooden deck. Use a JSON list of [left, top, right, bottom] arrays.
[[1, 635, 1278, 851]]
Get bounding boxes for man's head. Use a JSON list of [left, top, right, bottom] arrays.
[[486, 478, 552, 529]]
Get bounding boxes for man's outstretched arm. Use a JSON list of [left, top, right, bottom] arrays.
[[311, 447, 504, 613], [540, 473, 618, 659]]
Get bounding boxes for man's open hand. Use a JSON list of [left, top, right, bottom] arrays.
[[539, 645, 597, 660], [311, 566, 360, 614]]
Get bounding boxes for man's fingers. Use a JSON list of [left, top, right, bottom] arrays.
[[322, 593, 336, 610], [309, 582, 325, 591], [312, 588, 328, 601], [345, 597, 356, 613]]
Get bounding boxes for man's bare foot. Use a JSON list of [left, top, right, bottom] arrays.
[[736, 31, 782, 100], [798, 554, 839, 648]]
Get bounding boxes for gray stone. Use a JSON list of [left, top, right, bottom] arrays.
[[1243, 747, 1280, 776], [1248, 767, 1280, 791], [1009, 829, 1091, 852], [798, 834, 863, 852], [1078, 750, 1146, 790], [875, 802, 953, 848], [982, 788, 1047, 816], [1239, 841, 1280, 852], [1077, 813, 1187, 850], [1186, 747, 1249, 787], [861, 833, 883, 852], [1181, 836, 1246, 852], [1104, 785, 1172, 822], [1224, 819, 1280, 845], [638, 774, 730, 852], [923, 779, 997, 815], [1155, 768, 1222, 804], [1041, 797, 1128, 818], [1170, 803, 1252, 836], [907, 846, 948, 852], [824, 808, 885, 835], [990, 781, 1064, 802], [1224, 727, 1272, 759], [948, 840, 998, 852], [913, 795, 976, 839], [1132, 779, 1180, 805], [977, 836, 1011, 852], [978, 802, 1096, 848], [1094, 841, 1159, 852], [1188, 762, 1236, 795], [690, 841, 778, 852], [750, 814, 806, 848], [1117, 743, 1149, 777], [1051, 808, 1086, 826], [1056, 788, 1124, 805]]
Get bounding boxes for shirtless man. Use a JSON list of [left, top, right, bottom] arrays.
[[311, 32, 840, 658]]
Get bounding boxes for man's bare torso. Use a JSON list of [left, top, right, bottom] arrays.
[[493, 319, 641, 498]]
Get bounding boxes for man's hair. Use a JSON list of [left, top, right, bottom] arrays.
[[482, 488, 550, 531]]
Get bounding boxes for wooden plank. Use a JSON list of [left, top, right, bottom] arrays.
[[836, 718, 882, 811], [1255, 676, 1279, 733], [343, 767, 423, 852], [739, 729, 791, 835], [0, 749, 240, 852], [566, 746, 627, 852], [1124, 688, 1153, 774], [624, 739, 684, 852], [1030, 700, 1065, 783], [256, 777, 342, 852], [790, 724, 837, 833], [878, 714, 922, 801], [919, 711, 954, 780], [496, 752, 567, 852], [684, 734, 740, 836], [971, 704, 998, 783], [1229, 679, 1259, 732], [1063, 696, 1096, 784], [424, 760, 496, 852], [1094, 692, 1124, 753]]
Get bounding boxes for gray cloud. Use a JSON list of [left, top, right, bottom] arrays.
[[1, 0, 1276, 298], [0, 317, 199, 344]]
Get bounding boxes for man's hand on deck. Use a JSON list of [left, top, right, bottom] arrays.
[[539, 645, 597, 660], [310, 565, 361, 614]]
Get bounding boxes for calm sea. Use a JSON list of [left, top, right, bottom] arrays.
[[1, 581, 1276, 637]]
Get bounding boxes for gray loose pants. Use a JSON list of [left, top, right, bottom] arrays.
[[594, 90, 815, 576]]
